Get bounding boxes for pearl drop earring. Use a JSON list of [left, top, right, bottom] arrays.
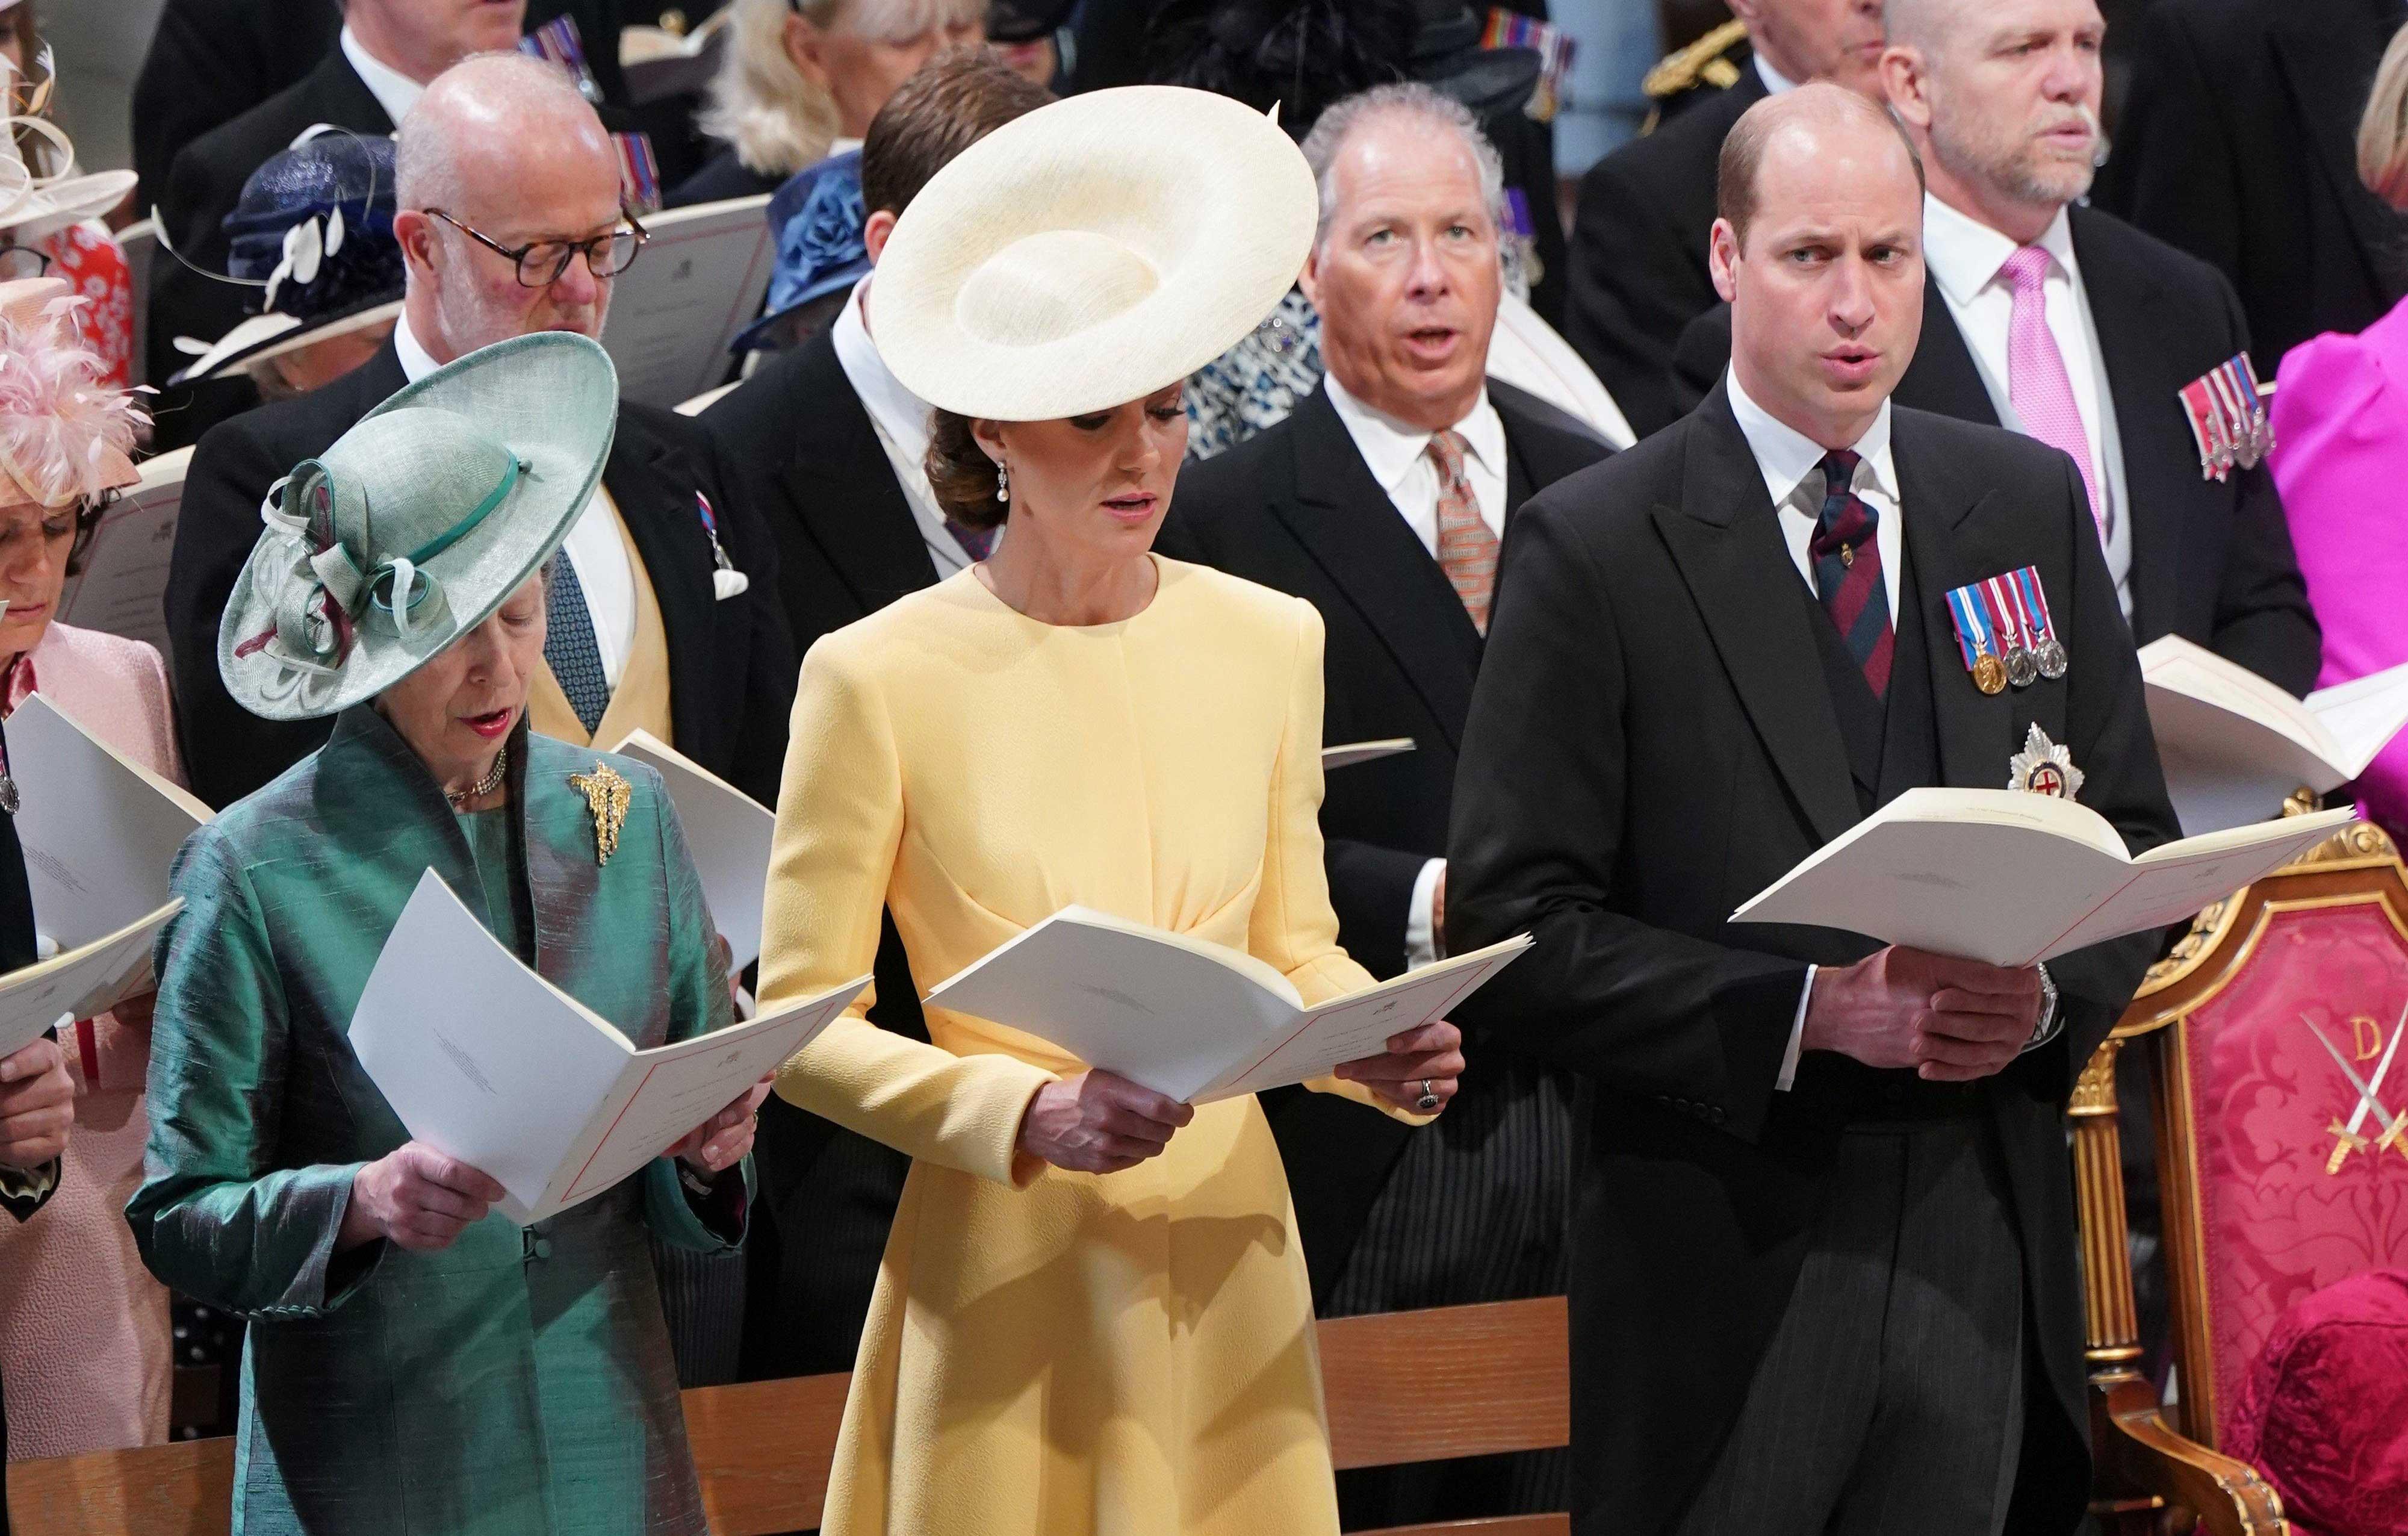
[[996, 462, 1010, 503]]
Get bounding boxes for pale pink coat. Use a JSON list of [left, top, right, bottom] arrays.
[[0, 623, 183, 1458]]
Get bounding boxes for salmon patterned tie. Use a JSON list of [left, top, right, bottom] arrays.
[[1427, 429, 1500, 633]]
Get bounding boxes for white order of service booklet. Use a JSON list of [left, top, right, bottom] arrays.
[[349, 871, 867, 1225], [54, 446, 185, 658], [597, 195, 775, 409], [0, 693, 209, 1054], [926, 904, 1530, 1105], [1730, 788, 2356, 969], [2138, 635, 2408, 835], [606, 729, 772, 969]]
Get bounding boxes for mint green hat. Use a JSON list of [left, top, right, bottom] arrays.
[[217, 331, 618, 720]]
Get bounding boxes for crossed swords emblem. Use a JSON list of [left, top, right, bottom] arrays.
[[2308, 1001, 2408, 1174]]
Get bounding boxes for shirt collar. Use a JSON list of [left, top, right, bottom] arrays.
[[1753, 51, 1799, 96], [1922, 192, 2078, 309], [393, 311, 440, 383], [340, 25, 426, 128], [1323, 372, 1506, 496], [1725, 366, 1894, 509], [831, 275, 936, 455]]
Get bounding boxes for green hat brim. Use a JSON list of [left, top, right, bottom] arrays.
[[216, 331, 619, 722]]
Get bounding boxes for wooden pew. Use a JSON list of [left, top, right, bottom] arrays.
[[8, 1298, 1571, 1536]]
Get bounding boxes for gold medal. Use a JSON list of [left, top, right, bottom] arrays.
[[1972, 654, 2008, 695]]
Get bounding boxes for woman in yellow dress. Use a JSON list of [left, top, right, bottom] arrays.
[[757, 86, 1467, 1534]]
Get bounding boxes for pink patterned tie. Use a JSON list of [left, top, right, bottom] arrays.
[[1999, 246, 2103, 539], [1427, 431, 1500, 633]]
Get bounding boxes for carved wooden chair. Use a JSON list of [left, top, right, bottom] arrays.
[[2075, 816, 2408, 1534]]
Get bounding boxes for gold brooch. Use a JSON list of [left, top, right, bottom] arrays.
[[568, 762, 631, 866]]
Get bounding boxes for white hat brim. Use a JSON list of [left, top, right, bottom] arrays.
[[0, 169, 136, 243], [169, 299, 403, 385], [867, 86, 1317, 423], [216, 332, 619, 721]]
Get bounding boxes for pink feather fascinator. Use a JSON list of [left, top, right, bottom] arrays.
[[0, 276, 144, 508]]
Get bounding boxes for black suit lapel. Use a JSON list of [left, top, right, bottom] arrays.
[[779, 335, 937, 618], [600, 411, 718, 744], [1893, 417, 2017, 791], [2272, 4, 2408, 305], [1651, 389, 1859, 845], [1894, 270, 1998, 426], [2067, 208, 2189, 642], [310, 48, 395, 135], [1267, 388, 1483, 749]]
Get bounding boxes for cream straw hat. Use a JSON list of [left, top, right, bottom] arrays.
[[866, 84, 1317, 422]]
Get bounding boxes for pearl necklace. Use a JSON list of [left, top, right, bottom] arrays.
[[445, 744, 509, 809]]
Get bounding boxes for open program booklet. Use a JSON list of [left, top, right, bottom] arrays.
[[606, 729, 772, 969], [350, 871, 867, 1225], [2138, 635, 2408, 834], [1730, 788, 2356, 969], [925, 905, 1530, 1104], [0, 694, 209, 1054]]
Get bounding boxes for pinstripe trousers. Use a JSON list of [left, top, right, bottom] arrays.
[[1326, 1056, 1578, 1522], [1672, 1120, 2026, 1536]]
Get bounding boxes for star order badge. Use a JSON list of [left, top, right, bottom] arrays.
[[2008, 723, 2084, 800], [568, 762, 632, 866]]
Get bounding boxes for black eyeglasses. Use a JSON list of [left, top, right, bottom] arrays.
[[423, 207, 649, 287], [0, 246, 51, 281]]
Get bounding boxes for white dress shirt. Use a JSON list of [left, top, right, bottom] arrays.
[[394, 314, 636, 686], [1726, 370, 1902, 1087], [1754, 53, 1799, 96], [340, 25, 427, 128], [1727, 369, 1904, 623], [831, 276, 996, 577], [1323, 373, 1510, 970], [1920, 194, 2133, 614]]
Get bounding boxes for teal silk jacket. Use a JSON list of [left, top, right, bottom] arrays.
[[131, 708, 751, 1535]]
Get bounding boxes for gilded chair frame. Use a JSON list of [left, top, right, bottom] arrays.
[[2076, 815, 2408, 1535]]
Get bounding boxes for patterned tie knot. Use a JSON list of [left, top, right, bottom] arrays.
[[1427, 429, 1471, 482], [2000, 244, 2052, 298], [1808, 449, 1873, 562]]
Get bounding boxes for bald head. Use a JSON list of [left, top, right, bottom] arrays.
[[397, 52, 612, 214], [394, 53, 629, 362], [1718, 82, 1923, 251]]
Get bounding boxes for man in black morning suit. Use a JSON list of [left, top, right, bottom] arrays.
[[700, 53, 1053, 1381], [1156, 83, 1607, 1525], [144, 0, 536, 450], [1449, 87, 2181, 1535], [1672, 0, 2321, 697], [2098, 0, 2408, 368], [1563, 0, 1884, 438]]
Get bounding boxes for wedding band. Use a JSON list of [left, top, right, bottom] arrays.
[[1415, 1078, 1441, 1112]]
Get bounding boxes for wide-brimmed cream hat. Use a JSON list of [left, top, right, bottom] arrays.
[[867, 85, 1317, 422], [219, 332, 618, 721], [0, 53, 135, 243]]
